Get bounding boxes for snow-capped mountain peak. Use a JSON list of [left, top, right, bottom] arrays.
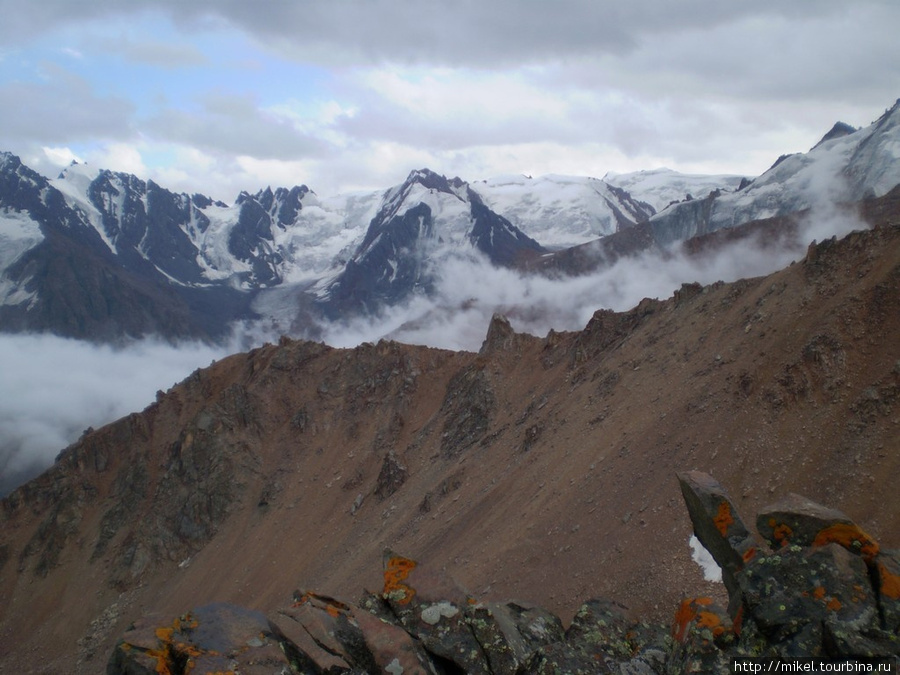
[[811, 121, 858, 151], [648, 99, 900, 245], [317, 168, 546, 317]]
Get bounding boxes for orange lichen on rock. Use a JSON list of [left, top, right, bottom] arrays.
[[742, 547, 757, 563], [826, 597, 843, 612], [696, 610, 726, 637], [673, 599, 698, 642], [133, 613, 208, 675], [713, 501, 734, 536], [812, 586, 826, 600], [154, 626, 174, 643], [877, 561, 900, 600], [732, 605, 744, 637], [383, 555, 417, 605], [812, 523, 880, 559], [772, 523, 793, 547], [294, 591, 352, 617], [672, 597, 714, 642]]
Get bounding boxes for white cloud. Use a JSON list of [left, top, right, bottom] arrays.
[[0, 0, 897, 201], [144, 92, 327, 162], [0, 64, 134, 144], [88, 142, 149, 176], [94, 35, 207, 68], [41, 145, 82, 167], [0, 334, 231, 496]]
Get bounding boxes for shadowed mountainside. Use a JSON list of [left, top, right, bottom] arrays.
[[1, 191, 899, 672]]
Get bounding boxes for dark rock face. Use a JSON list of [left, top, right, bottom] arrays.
[[323, 201, 437, 317], [231, 191, 284, 287], [374, 451, 408, 499], [88, 171, 205, 284], [107, 477, 900, 673], [253, 184, 309, 228], [467, 187, 545, 266], [480, 312, 517, 355], [439, 365, 495, 458]]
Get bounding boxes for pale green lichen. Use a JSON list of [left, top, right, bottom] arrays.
[[421, 601, 460, 625]]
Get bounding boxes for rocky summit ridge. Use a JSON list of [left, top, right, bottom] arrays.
[[105, 473, 899, 673], [1, 187, 899, 672]]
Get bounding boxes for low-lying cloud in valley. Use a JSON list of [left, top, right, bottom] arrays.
[[0, 203, 868, 496], [319, 204, 868, 351], [0, 335, 230, 496]]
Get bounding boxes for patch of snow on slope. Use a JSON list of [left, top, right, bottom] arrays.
[[394, 182, 472, 242], [0, 209, 44, 306], [605, 168, 747, 213], [473, 174, 628, 249], [0, 209, 43, 267], [193, 203, 252, 282], [272, 189, 381, 284], [690, 535, 723, 582], [51, 163, 114, 252]]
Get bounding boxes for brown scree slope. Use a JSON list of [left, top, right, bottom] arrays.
[[1, 191, 899, 672]]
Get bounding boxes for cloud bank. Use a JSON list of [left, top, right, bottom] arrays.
[[317, 204, 867, 352], [0, 1, 898, 200], [0, 335, 229, 496]]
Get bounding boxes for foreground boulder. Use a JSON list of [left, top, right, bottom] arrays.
[[109, 475, 900, 673], [106, 602, 292, 674], [676, 472, 900, 664], [677, 470, 759, 609]]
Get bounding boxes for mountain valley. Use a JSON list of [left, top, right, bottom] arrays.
[[1, 185, 898, 670]]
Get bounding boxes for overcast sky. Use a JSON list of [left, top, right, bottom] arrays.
[[1, 1, 899, 201]]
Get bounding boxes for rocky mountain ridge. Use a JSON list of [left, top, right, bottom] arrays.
[[2, 188, 898, 672]]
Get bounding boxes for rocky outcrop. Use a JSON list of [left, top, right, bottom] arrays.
[[107, 476, 900, 673], [677, 473, 900, 663], [105, 602, 289, 674]]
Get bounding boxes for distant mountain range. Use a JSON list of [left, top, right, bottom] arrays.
[[1, 98, 899, 343]]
